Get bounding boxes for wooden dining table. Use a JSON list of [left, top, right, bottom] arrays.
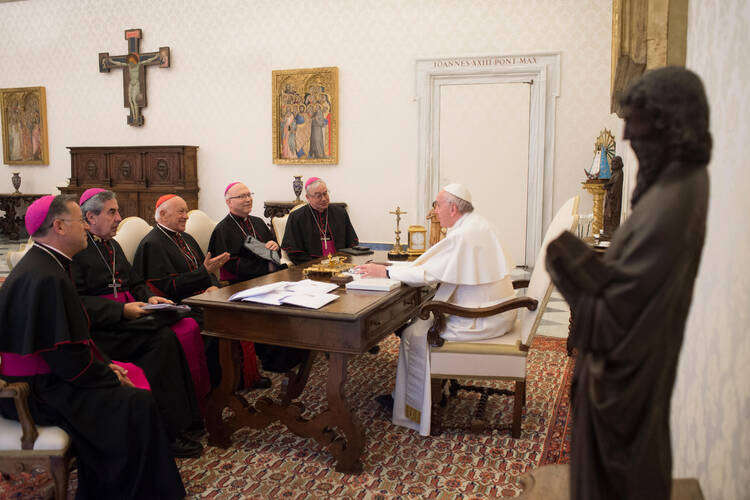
[[184, 252, 432, 473]]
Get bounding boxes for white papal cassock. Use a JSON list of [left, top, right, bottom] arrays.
[[388, 211, 516, 436]]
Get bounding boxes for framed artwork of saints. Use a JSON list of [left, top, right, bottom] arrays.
[[272, 67, 338, 165], [0, 86, 49, 165]]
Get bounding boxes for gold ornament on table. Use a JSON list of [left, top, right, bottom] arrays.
[[582, 129, 616, 237], [407, 225, 427, 256], [302, 255, 351, 278], [387, 206, 409, 261]]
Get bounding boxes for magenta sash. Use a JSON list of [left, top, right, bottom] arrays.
[[110, 361, 151, 391], [0, 351, 51, 376], [0, 350, 151, 391]]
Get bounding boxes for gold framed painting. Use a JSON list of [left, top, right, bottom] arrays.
[[272, 67, 338, 165], [1, 86, 49, 165]]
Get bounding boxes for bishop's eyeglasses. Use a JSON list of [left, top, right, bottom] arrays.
[[228, 192, 254, 200]]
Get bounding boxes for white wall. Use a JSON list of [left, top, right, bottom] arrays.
[[670, 2, 750, 499], [0, 0, 618, 243]]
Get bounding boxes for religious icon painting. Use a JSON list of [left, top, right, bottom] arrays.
[[0, 86, 49, 165], [272, 67, 338, 165]]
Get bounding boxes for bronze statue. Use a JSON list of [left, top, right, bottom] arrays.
[[545, 66, 711, 499], [602, 155, 624, 238]]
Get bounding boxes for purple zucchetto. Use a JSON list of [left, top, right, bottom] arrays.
[[79, 188, 107, 206], [25, 195, 55, 235], [224, 182, 240, 195], [305, 177, 321, 189]]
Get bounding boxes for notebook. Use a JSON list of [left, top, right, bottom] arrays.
[[345, 278, 401, 292]]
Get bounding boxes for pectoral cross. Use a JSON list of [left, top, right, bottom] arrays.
[[108, 280, 122, 298], [98, 28, 170, 126]]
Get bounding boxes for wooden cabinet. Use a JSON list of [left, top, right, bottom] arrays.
[[59, 145, 199, 225]]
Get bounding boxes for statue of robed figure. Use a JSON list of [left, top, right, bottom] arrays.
[[545, 67, 712, 500]]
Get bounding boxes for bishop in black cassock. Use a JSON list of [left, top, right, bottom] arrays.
[[132, 195, 228, 303], [281, 177, 358, 264], [132, 195, 230, 386], [0, 195, 185, 499], [208, 182, 307, 375], [545, 67, 712, 500], [72, 189, 208, 453]]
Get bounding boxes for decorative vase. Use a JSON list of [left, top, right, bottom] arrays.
[[11, 172, 21, 194], [292, 175, 303, 202]]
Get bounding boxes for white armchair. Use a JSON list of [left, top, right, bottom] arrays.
[[114, 216, 152, 263], [185, 209, 217, 256], [0, 376, 73, 500], [271, 203, 306, 267], [5, 237, 32, 271]]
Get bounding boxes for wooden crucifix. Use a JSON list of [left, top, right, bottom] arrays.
[[98, 29, 170, 126]]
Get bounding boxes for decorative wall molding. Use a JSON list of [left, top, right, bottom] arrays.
[[415, 52, 560, 266]]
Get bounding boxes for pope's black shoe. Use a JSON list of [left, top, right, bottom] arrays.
[[170, 435, 203, 459]]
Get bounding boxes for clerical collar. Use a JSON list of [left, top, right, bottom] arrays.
[[157, 223, 179, 235], [229, 213, 257, 239], [33, 241, 73, 262]]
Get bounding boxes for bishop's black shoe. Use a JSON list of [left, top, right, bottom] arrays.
[[251, 376, 272, 389], [375, 394, 394, 412], [170, 435, 203, 459], [184, 419, 206, 440], [368, 345, 381, 355]]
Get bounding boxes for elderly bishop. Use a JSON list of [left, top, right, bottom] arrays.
[[281, 177, 359, 264], [72, 188, 210, 433]]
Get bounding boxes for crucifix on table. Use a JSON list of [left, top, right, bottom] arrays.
[[98, 28, 170, 126]]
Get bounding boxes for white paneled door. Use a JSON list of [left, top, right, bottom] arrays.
[[438, 82, 530, 267]]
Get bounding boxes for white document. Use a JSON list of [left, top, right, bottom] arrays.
[[345, 278, 401, 292], [228, 281, 290, 302], [279, 293, 339, 309], [228, 280, 339, 309], [287, 279, 339, 294]]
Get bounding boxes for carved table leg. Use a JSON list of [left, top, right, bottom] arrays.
[[256, 351, 365, 473], [206, 338, 272, 448], [205, 345, 366, 472], [281, 350, 317, 406], [324, 352, 365, 473]]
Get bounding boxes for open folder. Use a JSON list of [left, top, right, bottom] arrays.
[[228, 279, 339, 309]]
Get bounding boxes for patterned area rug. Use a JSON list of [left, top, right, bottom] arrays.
[[1, 335, 574, 499], [539, 347, 575, 466]]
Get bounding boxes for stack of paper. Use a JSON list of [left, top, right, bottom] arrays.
[[228, 279, 340, 309], [345, 278, 401, 292]]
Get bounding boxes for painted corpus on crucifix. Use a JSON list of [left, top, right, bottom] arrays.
[[99, 28, 170, 126]]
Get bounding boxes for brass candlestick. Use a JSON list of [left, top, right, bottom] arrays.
[[582, 179, 607, 236], [387, 206, 409, 260]]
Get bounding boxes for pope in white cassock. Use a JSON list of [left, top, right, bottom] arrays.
[[355, 183, 516, 435]]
